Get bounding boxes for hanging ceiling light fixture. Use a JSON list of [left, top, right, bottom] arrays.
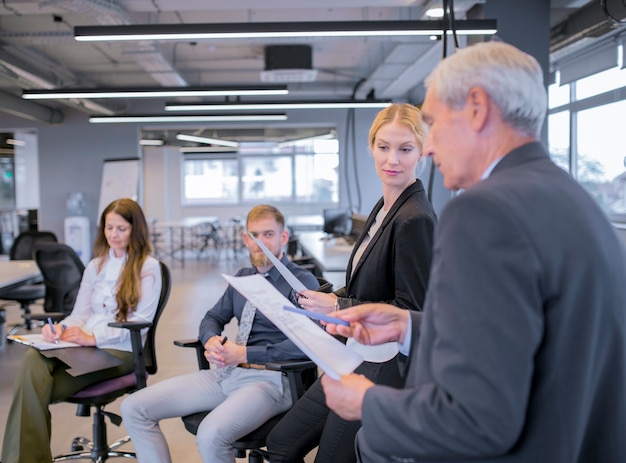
[[165, 101, 392, 111], [22, 85, 289, 100], [179, 146, 238, 154], [176, 133, 240, 148], [89, 114, 288, 123], [74, 20, 497, 42]]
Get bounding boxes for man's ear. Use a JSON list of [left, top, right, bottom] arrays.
[[467, 87, 490, 132], [242, 231, 251, 248], [280, 229, 289, 246]]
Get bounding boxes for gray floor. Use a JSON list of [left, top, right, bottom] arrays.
[[0, 252, 318, 462]]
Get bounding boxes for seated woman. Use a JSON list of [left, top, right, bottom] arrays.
[[1, 198, 162, 463]]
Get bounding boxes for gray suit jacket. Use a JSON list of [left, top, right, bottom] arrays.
[[357, 142, 626, 462]]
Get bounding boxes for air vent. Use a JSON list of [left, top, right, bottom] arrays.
[[261, 45, 317, 83]]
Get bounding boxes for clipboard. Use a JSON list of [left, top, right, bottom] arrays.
[[8, 334, 124, 377], [8, 333, 81, 350], [40, 347, 124, 377]]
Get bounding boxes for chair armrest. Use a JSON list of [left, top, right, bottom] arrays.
[[107, 321, 153, 389], [174, 338, 203, 348], [266, 359, 319, 404], [26, 312, 65, 323], [109, 321, 152, 330], [265, 360, 316, 371], [173, 338, 210, 370]]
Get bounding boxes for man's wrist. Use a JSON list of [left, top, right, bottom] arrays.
[[398, 310, 412, 355]]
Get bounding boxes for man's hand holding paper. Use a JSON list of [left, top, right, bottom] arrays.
[[222, 273, 363, 379], [321, 372, 375, 421], [323, 303, 411, 346]]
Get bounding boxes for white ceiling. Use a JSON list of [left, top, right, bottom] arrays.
[[0, 0, 621, 145]]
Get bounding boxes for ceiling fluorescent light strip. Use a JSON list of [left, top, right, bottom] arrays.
[[165, 101, 392, 111], [23, 85, 288, 100], [176, 133, 239, 148], [179, 146, 238, 153], [89, 114, 288, 123], [139, 139, 165, 146], [74, 20, 497, 42], [276, 133, 335, 148]]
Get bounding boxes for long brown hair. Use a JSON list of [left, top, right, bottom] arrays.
[[93, 198, 152, 322]]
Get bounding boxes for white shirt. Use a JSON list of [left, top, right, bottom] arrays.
[[347, 207, 398, 362], [61, 250, 162, 352], [351, 207, 388, 276]]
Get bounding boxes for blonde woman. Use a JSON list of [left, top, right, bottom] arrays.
[[268, 103, 437, 463]]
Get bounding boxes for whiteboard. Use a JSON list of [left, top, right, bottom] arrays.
[[98, 158, 140, 221]]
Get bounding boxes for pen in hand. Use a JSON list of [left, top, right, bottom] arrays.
[[47, 317, 58, 344], [221, 336, 228, 345]]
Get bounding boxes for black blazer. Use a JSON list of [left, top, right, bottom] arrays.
[[337, 179, 437, 311]]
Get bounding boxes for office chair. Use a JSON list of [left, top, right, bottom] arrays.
[[176, 339, 318, 463], [0, 231, 58, 334], [52, 260, 172, 462], [25, 243, 86, 327]]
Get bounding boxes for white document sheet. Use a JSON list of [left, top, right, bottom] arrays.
[[8, 333, 81, 350], [223, 273, 363, 379]]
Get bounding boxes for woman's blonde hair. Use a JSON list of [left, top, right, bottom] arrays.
[[368, 103, 426, 153], [93, 198, 152, 322]]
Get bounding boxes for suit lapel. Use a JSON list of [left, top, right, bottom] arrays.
[[348, 181, 423, 284]]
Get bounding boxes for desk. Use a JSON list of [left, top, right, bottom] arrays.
[[153, 216, 219, 267], [0, 260, 41, 290], [297, 232, 353, 273], [0, 260, 41, 350], [297, 232, 353, 290], [287, 215, 324, 232]]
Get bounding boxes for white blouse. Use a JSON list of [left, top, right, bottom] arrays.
[[61, 250, 162, 352]]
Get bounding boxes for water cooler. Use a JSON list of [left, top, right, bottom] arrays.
[[64, 192, 91, 265]]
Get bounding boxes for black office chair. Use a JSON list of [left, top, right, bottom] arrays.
[[0, 231, 58, 334], [52, 260, 172, 462], [176, 339, 318, 463], [25, 243, 86, 327]]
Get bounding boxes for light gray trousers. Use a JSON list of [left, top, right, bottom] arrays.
[[120, 367, 291, 463]]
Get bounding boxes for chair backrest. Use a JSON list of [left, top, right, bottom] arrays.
[[144, 261, 172, 375], [10, 231, 57, 260], [33, 243, 85, 314]]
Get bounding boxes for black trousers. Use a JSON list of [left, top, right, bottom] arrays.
[[266, 356, 405, 463]]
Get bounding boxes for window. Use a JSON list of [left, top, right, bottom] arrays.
[[548, 110, 570, 172], [549, 81, 570, 109], [183, 157, 238, 204], [182, 138, 339, 205], [576, 100, 626, 214], [548, 42, 626, 220], [241, 156, 292, 201], [575, 66, 626, 101]]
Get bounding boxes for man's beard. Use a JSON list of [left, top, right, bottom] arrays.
[[249, 252, 271, 268]]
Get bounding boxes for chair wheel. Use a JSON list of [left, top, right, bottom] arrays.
[[71, 438, 84, 452]]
